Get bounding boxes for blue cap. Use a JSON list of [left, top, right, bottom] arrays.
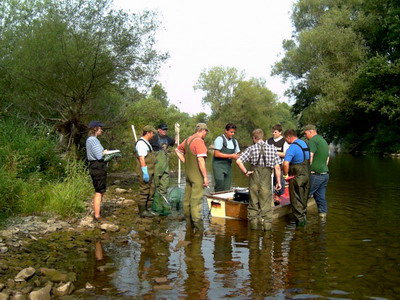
[[88, 121, 105, 128], [158, 123, 168, 130]]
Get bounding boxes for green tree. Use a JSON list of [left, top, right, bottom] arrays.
[[0, 0, 167, 150], [273, 0, 400, 151], [149, 83, 169, 108], [195, 68, 296, 146], [194, 66, 245, 119]]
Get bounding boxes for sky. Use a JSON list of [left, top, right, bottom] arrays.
[[114, 0, 295, 115]]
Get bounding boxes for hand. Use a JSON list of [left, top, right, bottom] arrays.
[[275, 183, 282, 191], [232, 153, 240, 160], [141, 166, 150, 183], [102, 149, 109, 155], [245, 170, 254, 176], [203, 176, 209, 187]]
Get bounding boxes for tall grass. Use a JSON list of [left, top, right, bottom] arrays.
[[0, 118, 92, 219], [44, 160, 92, 216]]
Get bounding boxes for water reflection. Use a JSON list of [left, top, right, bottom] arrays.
[[183, 222, 210, 299], [88, 154, 400, 299]]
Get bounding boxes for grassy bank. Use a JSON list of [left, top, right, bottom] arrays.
[[0, 118, 92, 220]]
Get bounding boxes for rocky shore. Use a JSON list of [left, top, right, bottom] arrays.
[[0, 182, 184, 299]]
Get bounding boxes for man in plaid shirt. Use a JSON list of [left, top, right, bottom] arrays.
[[236, 128, 282, 231]]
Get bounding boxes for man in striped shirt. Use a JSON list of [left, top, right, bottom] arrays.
[[86, 121, 107, 222], [236, 129, 282, 231]]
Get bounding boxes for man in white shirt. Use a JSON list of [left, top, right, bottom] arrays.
[[135, 125, 157, 216]]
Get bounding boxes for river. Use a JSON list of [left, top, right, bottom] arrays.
[[82, 154, 400, 299]]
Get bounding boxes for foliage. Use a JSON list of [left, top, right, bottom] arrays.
[[273, 0, 400, 151], [42, 160, 92, 216], [194, 67, 296, 146], [194, 66, 245, 119], [0, 118, 63, 180], [0, 118, 91, 218], [0, 0, 167, 151]]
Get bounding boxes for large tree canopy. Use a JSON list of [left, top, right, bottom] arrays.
[[273, 0, 400, 152], [195, 66, 296, 145], [0, 0, 167, 150]]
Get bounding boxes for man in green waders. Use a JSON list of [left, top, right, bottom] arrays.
[[149, 124, 176, 215], [236, 129, 282, 231], [175, 123, 209, 230], [135, 125, 157, 217], [283, 129, 311, 226], [212, 123, 240, 192]]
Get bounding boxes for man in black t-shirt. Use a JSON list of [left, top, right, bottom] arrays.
[[267, 124, 289, 203], [149, 124, 176, 214]]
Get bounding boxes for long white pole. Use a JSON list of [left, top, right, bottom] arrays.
[[131, 125, 138, 142], [175, 123, 181, 186]]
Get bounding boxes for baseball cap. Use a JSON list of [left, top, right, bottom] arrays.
[[196, 123, 208, 131], [143, 125, 156, 133], [304, 124, 316, 131], [88, 121, 105, 128], [158, 124, 168, 130]]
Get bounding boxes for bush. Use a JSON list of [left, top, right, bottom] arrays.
[[44, 160, 92, 216], [0, 118, 92, 218], [0, 118, 63, 180], [0, 169, 30, 218]]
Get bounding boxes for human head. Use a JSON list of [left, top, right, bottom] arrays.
[[252, 128, 264, 142], [271, 124, 283, 139], [303, 124, 317, 140], [142, 125, 156, 139], [88, 121, 105, 136], [224, 123, 237, 139], [195, 123, 208, 139], [283, 129, 298, 144], [157, 123, 168, 136]]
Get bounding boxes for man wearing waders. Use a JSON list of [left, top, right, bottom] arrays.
[[175, 123, 209, 231], [149, 124, 176, 215], [283, 129, 311, 227], [236, 129, 282, 231], [212, 123, 240, 192], [136, 125, 157, 217]]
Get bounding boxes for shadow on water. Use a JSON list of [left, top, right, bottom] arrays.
[[81, 154, 400, 299]]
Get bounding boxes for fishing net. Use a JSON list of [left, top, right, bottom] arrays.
[[167, 186, 183, 211]]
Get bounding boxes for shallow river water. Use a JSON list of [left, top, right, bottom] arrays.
[[82, 154, 400, 299]]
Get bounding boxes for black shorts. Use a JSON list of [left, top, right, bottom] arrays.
[[89, 160, 107, 194]]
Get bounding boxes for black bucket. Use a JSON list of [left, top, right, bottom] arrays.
[[234, 189, 249, 203]]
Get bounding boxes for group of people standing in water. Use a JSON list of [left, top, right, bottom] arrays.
[[85, 121, 330, 230]]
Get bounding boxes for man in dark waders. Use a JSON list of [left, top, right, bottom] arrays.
[[135, 125, 157, 217], [283, 129, 311, 227], [236, 129, 282, 231], [175, 123, 209, 231], [149, 124, 176, 215], [212, 123, 240, 192]]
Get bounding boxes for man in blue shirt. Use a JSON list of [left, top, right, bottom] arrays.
[[283, 129, 311, 226], [212, 123, 240, 192]]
